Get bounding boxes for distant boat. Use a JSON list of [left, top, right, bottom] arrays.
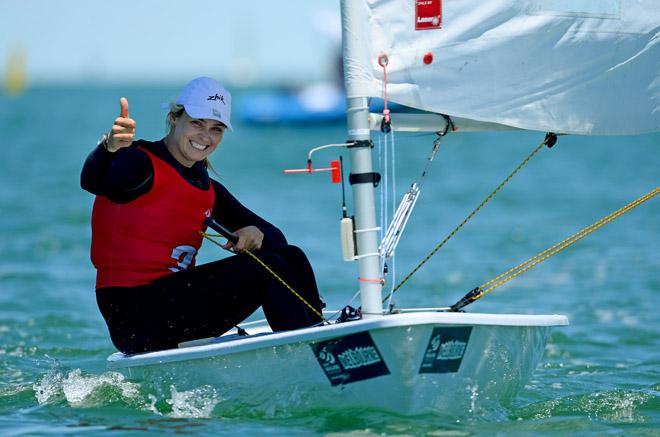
[[235, 83, 346, 124], [4, 46, 27, 96], [235, 82, 407, 125]]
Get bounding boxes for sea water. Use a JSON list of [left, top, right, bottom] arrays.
[[0, 85, 658, 435]]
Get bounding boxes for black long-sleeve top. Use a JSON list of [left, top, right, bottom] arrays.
[[81, 139, 286, 249]]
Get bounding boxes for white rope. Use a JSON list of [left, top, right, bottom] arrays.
[[379, 134, 443, 260], [324, 289, 362, 322], [386, 129, 397, 309], [383, 131, 389, 257], [307, 143, 353, 161], [378, 131, 388, 276]]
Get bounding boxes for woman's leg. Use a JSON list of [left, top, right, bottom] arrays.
[[96, 245, 324, 354], [97, 253, 269, 353], [258, 245, 325, 330]]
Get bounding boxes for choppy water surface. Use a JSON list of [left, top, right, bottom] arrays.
[[0, 86, 658, 435]]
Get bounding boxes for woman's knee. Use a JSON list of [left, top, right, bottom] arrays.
[[283, 245, 308, 261]]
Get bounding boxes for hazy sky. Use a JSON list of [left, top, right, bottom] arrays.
[[0, 0, 341, 86]]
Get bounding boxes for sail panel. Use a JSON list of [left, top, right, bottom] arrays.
[[341, 0, 660, 135]]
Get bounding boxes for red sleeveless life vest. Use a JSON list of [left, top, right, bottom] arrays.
[[91, 149, 215, 288]]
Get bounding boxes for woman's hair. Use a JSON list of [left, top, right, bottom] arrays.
[[165, 102, 185, 133], [165, 102, 216, 172]]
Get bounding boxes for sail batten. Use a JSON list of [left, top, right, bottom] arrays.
[[343, 0, 660, 135]]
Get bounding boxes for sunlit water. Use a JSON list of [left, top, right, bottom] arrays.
[[0, 86, 658, 435]]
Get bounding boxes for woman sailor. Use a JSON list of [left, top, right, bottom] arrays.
[[81, 76, 324, 354]]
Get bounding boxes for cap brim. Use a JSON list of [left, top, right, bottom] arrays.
[[182, 104, 233, 131]]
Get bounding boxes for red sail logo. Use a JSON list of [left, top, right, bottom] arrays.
[[415, 0, 442, 30]]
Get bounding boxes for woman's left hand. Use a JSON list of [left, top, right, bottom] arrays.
[[223, 226, 264, 252]]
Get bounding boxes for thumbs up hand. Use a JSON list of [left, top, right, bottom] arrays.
[[106, 97, 136, 152]]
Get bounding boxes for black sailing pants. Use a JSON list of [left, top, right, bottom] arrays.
[[96, 245, 324, 354]]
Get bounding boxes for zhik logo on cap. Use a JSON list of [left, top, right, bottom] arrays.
[[207, 94, 225, 103]]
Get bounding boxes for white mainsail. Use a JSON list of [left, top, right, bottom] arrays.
[[343, 0, 660, 135]]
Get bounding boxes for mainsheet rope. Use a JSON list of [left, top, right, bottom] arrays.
[[383, 134, 555, 303], [450, 186, 660, 311]]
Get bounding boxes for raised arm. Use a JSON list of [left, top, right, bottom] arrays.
[[80, 98, 153, 203]]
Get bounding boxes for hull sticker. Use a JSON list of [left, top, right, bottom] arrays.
[[419, 326, 472, 374], [311, 332, 390, 386]]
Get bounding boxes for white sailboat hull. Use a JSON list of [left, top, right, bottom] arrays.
[[107, 312, 567, 415]]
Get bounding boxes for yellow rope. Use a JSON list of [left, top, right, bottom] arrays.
[[454, 186, 659, 309], [199, 232, 326, 321], [385, 137, 550, 302]]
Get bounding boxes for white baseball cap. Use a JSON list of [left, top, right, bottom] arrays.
[[175, 77, 233, 130]]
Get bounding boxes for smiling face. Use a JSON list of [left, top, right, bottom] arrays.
[[164, 110, 226, 167]]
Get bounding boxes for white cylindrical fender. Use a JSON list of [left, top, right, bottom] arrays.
[[340, 217, 356, 261]]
